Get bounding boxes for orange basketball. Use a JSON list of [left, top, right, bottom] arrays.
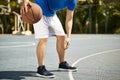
[[21, 2, 42, 24]]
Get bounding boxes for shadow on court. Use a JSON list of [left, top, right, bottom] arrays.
[[0, 71, 36, 80], [0, 70, 71, 80]]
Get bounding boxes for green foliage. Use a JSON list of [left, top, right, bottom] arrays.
[[71, 0, 120, 34], [108, 1, 120, 34], [0, 0, 8, 6], [0, 0, 120, 34], [0, 1, 19, 33]]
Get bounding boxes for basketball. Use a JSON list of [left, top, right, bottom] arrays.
[[21, 2, 42, 24]]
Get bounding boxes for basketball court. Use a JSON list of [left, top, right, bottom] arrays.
[[0, 34, 120, 80]]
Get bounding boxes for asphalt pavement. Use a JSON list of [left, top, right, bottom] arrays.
[[0, 34, 120, 80]]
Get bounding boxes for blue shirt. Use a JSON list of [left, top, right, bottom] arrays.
[[34, 0, 77, 17]]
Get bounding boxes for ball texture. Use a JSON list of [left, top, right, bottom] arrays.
[[21, 2, 42, 24]]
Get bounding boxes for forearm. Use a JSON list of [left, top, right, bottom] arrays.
[[65, 10, 74, 38], [65, 19, 73, 38]]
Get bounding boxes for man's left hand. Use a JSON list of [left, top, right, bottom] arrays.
[[64, 38, 70, 49]]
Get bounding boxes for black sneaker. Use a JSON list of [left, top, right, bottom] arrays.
[[36, 65, 55, 78], [59, 61, 78, 71]]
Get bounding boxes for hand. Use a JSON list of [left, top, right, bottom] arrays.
[[64, 37, 70, 49], [20, 0, 31, 15]]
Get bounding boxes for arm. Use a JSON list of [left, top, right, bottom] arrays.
[[65, 9, 74, 38], [64, 9, 74, 49]]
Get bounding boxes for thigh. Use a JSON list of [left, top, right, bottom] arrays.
[[33, 16, 49, 39], [48, 15, 65, 36]]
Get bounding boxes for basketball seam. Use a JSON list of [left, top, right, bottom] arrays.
[[30, 8, 37, 22]]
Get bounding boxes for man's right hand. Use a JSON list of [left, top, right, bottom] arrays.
[[20, 0, 31, 15]]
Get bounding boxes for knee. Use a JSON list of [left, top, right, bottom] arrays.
[[39, 38, 48, 45], [56, 36, 65, 41]]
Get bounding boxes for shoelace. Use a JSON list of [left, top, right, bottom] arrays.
[[64, 62, 70, 67], [42, 66, 47, 72]]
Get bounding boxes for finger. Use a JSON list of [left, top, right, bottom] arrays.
[[25, 2, 32, 12], [22, 2, 29, 14], [64, 41, 70, 49], [24, 4, 28, 13], [64, 43, 67, 49], [67, 42, 70, 48], [28, 1, 32, 7], [20, 6, 24, 15], [20, 5, 25, 15]]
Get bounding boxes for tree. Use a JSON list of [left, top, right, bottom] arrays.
[[108, 0, 120, 33], [0, 0, 120, 34]]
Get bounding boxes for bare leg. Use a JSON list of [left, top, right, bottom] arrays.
[[36, 38, 48, 66], [56, 36, 66, 63]]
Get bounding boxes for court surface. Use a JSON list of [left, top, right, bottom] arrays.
[[0, 34, 120, 80]]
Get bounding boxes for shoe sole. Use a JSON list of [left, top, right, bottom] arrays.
[[36, 73, 55, 78], [58, 68, 78, 72]]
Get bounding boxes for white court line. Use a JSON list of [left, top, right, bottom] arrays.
[[0, 42, 35, 48], [68, 48, 120, 80]]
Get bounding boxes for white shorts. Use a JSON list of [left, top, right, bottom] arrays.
[[33, 15, 65, 38]]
